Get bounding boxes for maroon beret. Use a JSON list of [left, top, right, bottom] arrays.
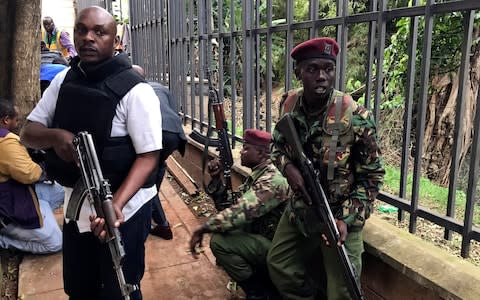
[[290, 37, 339, 62], [243, 129, 272, 147]]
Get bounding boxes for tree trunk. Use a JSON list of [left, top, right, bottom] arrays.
[[423, 40, 480, 185], [0, 0, 15, 99], [10, 0, 42, 127]]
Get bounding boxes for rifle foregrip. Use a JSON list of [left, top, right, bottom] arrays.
[[102, 199, 124, 250], [212, 104, 225, 130]]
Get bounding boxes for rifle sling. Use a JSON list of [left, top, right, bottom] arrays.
[[327, 96, 343, 183]]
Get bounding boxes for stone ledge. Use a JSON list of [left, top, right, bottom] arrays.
[[363, 216, 480, 300]]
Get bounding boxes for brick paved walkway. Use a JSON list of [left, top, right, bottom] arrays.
[[18, 179, 236, 300]]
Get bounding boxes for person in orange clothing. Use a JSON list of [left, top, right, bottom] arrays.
[[0, 98, 62, 254]]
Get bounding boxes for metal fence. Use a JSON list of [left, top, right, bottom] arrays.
[[127, 0, 480, 257]]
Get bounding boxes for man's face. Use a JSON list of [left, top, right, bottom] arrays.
[[240, 143, 262, 169], [74, 9, 117, 65], [43, 19, 54, 34], [298, 58, 336, 101]]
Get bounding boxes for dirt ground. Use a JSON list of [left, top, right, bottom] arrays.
[[0, 249, 21, 300]]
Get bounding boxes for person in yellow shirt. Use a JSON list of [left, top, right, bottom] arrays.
[[0, 98, 62, 253], [42, 16, 77, 60]]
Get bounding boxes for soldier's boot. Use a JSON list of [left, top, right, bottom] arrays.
[[238, 274, 265, 300], [238, 273, 281, 300]]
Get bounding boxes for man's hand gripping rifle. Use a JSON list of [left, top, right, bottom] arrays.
[[67, 132, 138, 300], [189, 68, 236, 210], [276, 115, 364, 300]]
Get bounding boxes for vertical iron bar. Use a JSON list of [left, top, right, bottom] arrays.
[[152, 0, 159, 81], [462, 54, 480, 258], [410, 0, 434, 234], [129, 0, 135, 63], [265, 0, 272, 132], [364, 0, 377, 110], [230, 0, 237, 147], [255, 0, 261, 129], [242, 0, 254, 132], [445, 10, 475, 241], [160, 0, 167, 83], [141, 0, 146, 69], [149, 0, 154, 78], [180, 0, 187, 116], [137, 0, 142, 66], [336, 0, 348, 91], [168, 0, 174, 91], [399, 0, 420, 222], [206, 0, 214, 134], [198, 0, 206, 129], [373, 0, 386, 126], [189, 0, 195, 128], [161, 1, 166, 93], [218, 0, 225, 123], [309, 0, 319, 39], [285, 0, 293, 92], [142, 0, 147, 69], [173, 0, 180, 102]]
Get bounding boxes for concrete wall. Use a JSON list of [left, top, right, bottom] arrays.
[[174, 132, 480, 300]]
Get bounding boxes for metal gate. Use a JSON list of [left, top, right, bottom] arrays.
[[128, 0, 480, 258]]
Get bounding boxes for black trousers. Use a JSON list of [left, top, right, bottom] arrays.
[[63, 200, 152, 300], [151, 131, 183, 225]]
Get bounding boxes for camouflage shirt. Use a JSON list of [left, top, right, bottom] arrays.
[[203, 159, 290, 240], [272, 89, 385, 231]]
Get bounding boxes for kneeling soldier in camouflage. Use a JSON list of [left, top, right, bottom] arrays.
[[189, 129, 290, 300]]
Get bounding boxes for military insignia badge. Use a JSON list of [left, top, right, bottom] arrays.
[[324, 43, 332, 55]]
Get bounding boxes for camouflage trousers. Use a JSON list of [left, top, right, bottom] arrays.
[[267, 209, 364, 300], [210, 230, 271, 282]]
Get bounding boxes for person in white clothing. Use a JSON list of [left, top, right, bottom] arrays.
[[21, 6, 162, 300]]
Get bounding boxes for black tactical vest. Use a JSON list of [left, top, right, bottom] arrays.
[[45, 53, 156, 192]]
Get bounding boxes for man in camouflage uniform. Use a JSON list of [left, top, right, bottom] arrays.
[[189, 129, 290, 300], [267, 37, 385, 300]]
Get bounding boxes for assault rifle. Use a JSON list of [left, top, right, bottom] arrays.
[[189, 68, 236, 210], [275, 114, 364, 300], [66, 132, 138, 300]]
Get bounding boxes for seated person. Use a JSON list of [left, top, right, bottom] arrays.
[[34, 180, 64, 212], [27, 148, 65, 211], [0, 99, 62, 254], [189, 129, 290, 299]]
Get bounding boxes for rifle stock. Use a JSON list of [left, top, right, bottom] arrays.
[[70, 132, 138, 300], [276, 114, 364, 300]]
